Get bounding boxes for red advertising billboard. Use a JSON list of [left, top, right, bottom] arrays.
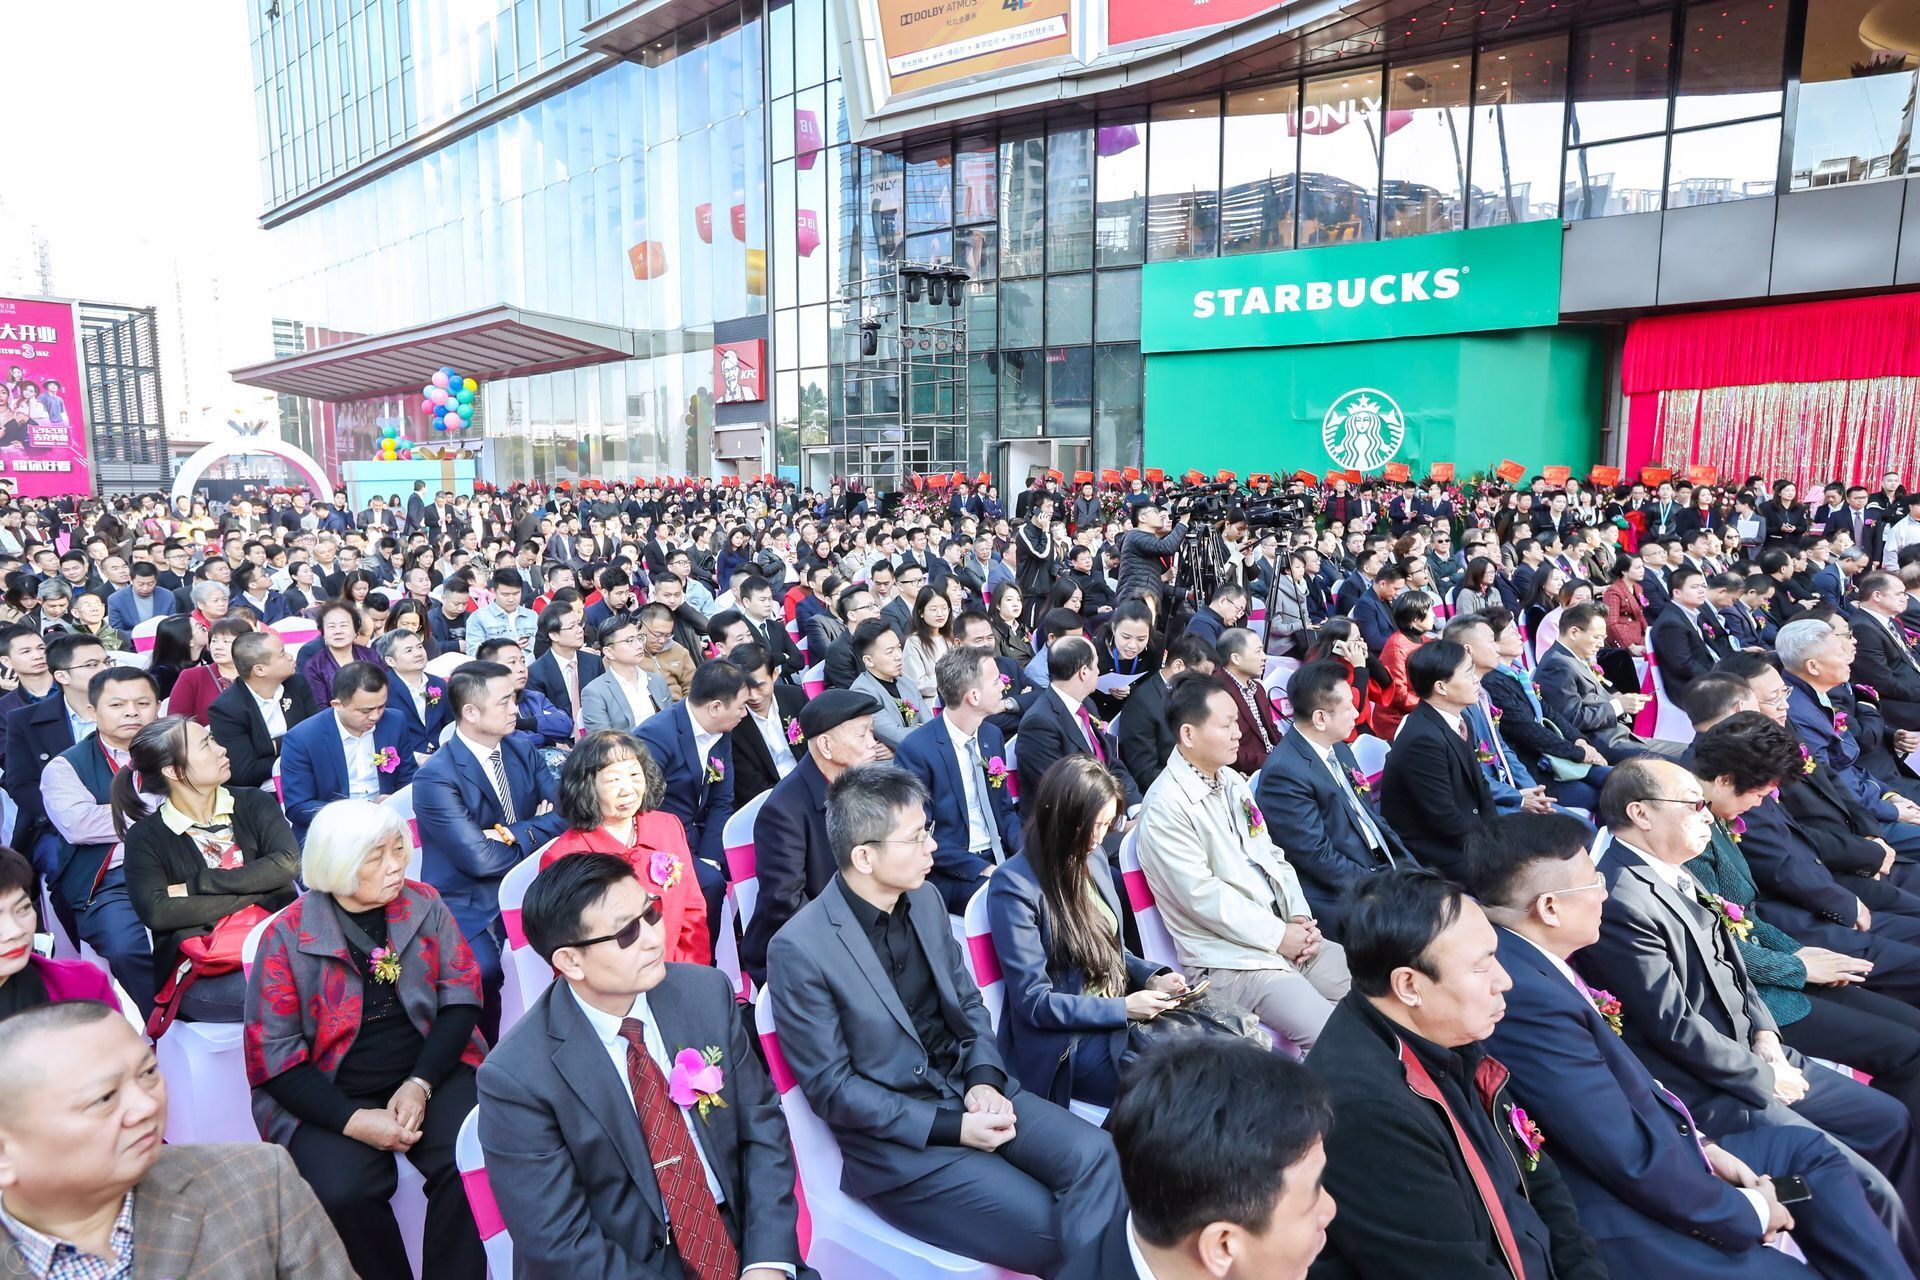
[[0, 298, 92, 497], [1107, 0, 1290, 46]]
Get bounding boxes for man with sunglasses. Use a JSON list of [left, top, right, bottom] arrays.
[[766, 764, 1123, 1278], [1473, 810, 1908, 1280], [1580, 758, 1920, 1264], [478, 851, 813, 1279]]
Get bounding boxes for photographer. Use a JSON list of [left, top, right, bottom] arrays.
[[1117, 502, 1187, 616]]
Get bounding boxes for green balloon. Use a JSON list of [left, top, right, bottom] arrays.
[[457, 389, 474, 405]]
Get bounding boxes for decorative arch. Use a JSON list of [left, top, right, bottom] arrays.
[[171, 436, 332, 511]]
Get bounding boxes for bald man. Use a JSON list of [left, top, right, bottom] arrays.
[[0, 1001, 353, 1279]]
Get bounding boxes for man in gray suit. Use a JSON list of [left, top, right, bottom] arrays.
[[1580, 757, 1920, 1264], [847, 617, 925, 755], [478, 852, 814, 1278], [1536, 602, 1676, 762], [766, 765, 1124, 1278], [0, 1001, 354, 1279], [581, 614, 672, 734]]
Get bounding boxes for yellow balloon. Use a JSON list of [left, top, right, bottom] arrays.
[[462, 377, 478, 393]]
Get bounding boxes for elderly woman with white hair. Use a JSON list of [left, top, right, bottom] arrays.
[[243, 798, 488, 1280], [189, 578, 230, 628]]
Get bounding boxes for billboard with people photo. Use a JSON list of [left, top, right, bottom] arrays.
[[0, 296, 92, 496]]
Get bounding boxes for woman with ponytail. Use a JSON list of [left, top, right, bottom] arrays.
[[118, 714, 301, 1024]]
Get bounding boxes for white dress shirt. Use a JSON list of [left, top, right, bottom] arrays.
[[455, 731, 514, 817], [692, 723, 723, 775], [943, 714, 994, 854], [1053, 686, 1096, 752], [337, 713, 379, 800], [61, 698, 94, 744], [1123, 1214, 1161, 1280], [567, 985, 794, 1278], [399, 673, 429, 724], [249, 682, 288, 741], [612, 667, 658, 722], [748, 704, 797, 780]]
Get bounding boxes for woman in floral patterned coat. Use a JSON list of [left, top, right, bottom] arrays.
[[243, 798, 489, 1280], [540, 730, 711, 965]]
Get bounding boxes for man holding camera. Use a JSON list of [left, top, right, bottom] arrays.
[[1118, 503, 1188, 619]]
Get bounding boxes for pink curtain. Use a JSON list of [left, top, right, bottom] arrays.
[[1623, 292, 1920, 394]]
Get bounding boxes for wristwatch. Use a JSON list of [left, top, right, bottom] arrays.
[[407, 1076, 434, 1100]]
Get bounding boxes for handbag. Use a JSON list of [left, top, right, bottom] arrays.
[[145, 904, 272, 1039], [1118, 990, 1271, 1076]]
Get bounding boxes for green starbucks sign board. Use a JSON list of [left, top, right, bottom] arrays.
[[1139, 222, 1598, 478]]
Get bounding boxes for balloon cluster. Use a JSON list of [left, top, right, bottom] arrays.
[[377, 421, 414, 460], [421, 367, 478, 433]]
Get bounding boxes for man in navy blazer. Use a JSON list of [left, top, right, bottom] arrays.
[[1379, 641, 1496, 883], [1469, 811, 1907, 1280], [1014, 638, 1141, 809], [635, 660, 752, 926], [1350, 562, 1402, 654], [277, 661, 418, 843], [4, 632, 109, 869], [413, 660, 567, 1036], [1648, 568, 1720, 702], [526, 642, 602, 723], [104, 567, 178, 636], [1257, 663, 1409, 936], [376, 628, 449, 759], [895, 648, 1023, 913]]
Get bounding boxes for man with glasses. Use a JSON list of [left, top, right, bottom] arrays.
[[1470, 810, 1907, 1280], [634, 602, 696, 703], [4, 633, 108, 872], [581, 616, 670, 734], [1852, 571, 1920, 731], [478, 850, 812, 1277], [1581, 758, 1920, 1260], [767, 764, 1123, 1277], [880, 563, 925, 637]]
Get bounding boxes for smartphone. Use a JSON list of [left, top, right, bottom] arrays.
[[1770, 1175, 1812, 1205], [1169, 978, 1211, 1008]]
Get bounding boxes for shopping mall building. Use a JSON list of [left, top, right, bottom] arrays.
[[234, 0, 1920, 493]]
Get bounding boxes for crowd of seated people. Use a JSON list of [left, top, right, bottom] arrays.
[[2, 467, 1920, 1278]]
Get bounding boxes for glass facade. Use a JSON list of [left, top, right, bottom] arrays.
[[257, 2, 766, 485]]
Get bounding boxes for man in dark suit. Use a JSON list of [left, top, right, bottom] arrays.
[[413, 660, 567, 1036], [207, 630, 319, 790], [951, 608, 1039, 741], [1469, 811, 1909, 1280], [1060, 1039, 1335, 1280], [1379, 640, 1496, 882], [1115, 633, 1213, 798], [375, 628, 450, 760], [765, 764, 1124, 1277], [477, 852, 814, 1279], [1214, 628, 1282, 776], [636, 661, 752, 927], [819, 583, 880, 690], [1649, 567, 1720, 703], [526, 618, 603, 726], [1258, 662, 1409, 936], [895, 648, 1022, 912], [1350, 562, 1402, 655], [1839, 485, 1886, 565], [727, 643, 808, 806], [1181, 582, 1243, 650], [1854, 570, 1920, 730], [1308, 870, 1608, 1280], [741, 690, 880, 985], [1580, 758, 1920, 1258], [3, 632, 108, 869], [276, 661, 418, 844], [1015, 637, 1140, 809], [1780, 618, 1920, 852]]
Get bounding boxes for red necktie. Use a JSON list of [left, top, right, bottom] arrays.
[[618, 1019, 739, 1280], [1076, 705, 1106, 762]]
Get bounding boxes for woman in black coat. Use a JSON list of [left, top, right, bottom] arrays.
[[117, 714, 301, 1023], [984, 756, 1185, 1107], [1759, 478, 1808, 549]]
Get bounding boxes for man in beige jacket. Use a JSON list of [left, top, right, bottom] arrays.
[[1136, 673, 1351, 1051]]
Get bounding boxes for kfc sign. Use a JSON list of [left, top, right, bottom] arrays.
[[715, 339, 766, 404]]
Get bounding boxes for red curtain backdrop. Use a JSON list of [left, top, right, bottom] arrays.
[[1623, 291, 1920, 394], [1621, 292, 1920, 488]]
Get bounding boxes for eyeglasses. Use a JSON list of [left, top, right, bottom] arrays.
[[564, 894, 664, 950], [1638, 796, 1710, 813], [1536, 875, 1605, 904], [869, 825, 936, 847]]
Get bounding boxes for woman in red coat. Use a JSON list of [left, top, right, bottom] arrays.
[[165, 615, 256, 725], [1370, 593, 1434, 742], [539, 731, 711, 965]]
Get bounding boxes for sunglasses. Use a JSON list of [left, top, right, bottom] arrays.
[[1639, 796, 1711, 813], [565, 894, 664, 950]]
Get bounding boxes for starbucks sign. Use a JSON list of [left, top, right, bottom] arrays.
[[1322, 388, 1405, 471], [1141, 221, 1562, 354]]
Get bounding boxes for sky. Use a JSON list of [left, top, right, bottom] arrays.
[[0, 1, 278, 439]]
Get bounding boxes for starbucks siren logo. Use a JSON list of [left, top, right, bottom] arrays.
[[1321, 387, 1406, 472]]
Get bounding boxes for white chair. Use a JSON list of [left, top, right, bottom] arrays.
[[156, 1021, 257, 1144], [960, 885, 1002, 1030], [455, 1109, 515, 1278], [1116, 829, 1180, 971], [113, 648, 152, 671], [801, 661, 826, 698], [239, 897, 300, 981], [497, 843, 557, 1036], [386, 785, 423, 879], [755, 990, 1019, 1280], [130, 615, 166, 653], [270, 616, 321, 649], [716, 791, 770, 1000], [1646, 660, 1697, 745], [1350, 734, 1390, 784], [425, 650, 468, 682]]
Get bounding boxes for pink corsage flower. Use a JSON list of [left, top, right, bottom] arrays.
[[1508, 1105, 1546, 1172], [1241, 797, 1265, 839], [1474, 740, 1496, 765], [374, 746, 401, 774], [784, 718, 804, 745], [649, 850, 684, 891], [703, 757, 726, 785], [1799, 745, 1816, 775], [985, 756, 1009, 788], [1833, 710, 1850, 734], [1856, 683, 1880, 701], [1349, 767, 1371, 794], [1490, 705, 1503, 722], [425, 684, 444, 706], [668, 1047, 728, 1121], [1588, 988, 1623, 1035]]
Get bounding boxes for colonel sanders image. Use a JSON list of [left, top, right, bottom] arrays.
[[718, 347, 757, 403]]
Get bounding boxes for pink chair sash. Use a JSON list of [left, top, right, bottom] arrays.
[[760, 1029, 797, 1094], [1122, 868, 1156, 912], [460, 1167, 507, 1241], [967, 933, 1001, 987], [1633, 661, 1660, 738], [501, 908, 526, 950], [802, 678, 825, 698], [724, 841, 757, 883]]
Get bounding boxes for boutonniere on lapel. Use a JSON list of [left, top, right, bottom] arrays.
[[1473, 740, 1496, 765], [999, 673, 1013, 692], [1489, 705, 1503, 723], [703, 756, 726, 785], [1720, 815, 1745, 844], [1588, 661, 1605, 679], [280, 696, 293, 712], [368, 945, 402, 984], [1507, 1105, 1546, 1173], [1832, 710, 1850, 734], [649, 850, 684, 891], [985, 756, 1009, 788], [784, 718, 804, 746], [1240, 797, 1266, 840], [1587, 987, 1623, 1035], [374, 746, 401, 774], [1699, 621, 1717, 640], [1697, 890, 1753, 941], [426, 683, 444, 706], [1856, 683, 1880, 702], [1348, 767, 1371, 795], [669, 1047, 727, 1122], [1799, 745, 1816, 775], [897, 698, 919, 726]]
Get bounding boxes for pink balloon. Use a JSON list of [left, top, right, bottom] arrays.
[[431, 371, 450, 389], [420, 398, 435, 413], [431, 387, 449, 405]]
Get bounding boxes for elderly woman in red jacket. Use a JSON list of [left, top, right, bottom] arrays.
[[244, 798, 488, 1280]]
